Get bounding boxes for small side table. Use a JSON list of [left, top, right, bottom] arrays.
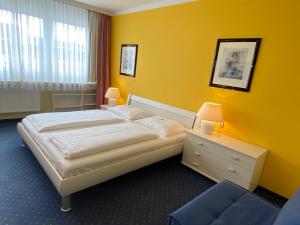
[[181, 129, 268, 191]]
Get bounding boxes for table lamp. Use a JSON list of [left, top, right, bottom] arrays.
[[197, 102, 223, 134], [105, 87, 120, 106]]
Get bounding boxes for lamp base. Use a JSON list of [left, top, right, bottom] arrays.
[[201, 120, 216, 135], [108, 99, 118, 106]]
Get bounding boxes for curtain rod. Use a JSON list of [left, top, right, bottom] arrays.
[[55, 0, 112, 15]]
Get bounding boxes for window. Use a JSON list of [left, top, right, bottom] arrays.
[[0, 10, 14, 78], [0, 10, 45, 80], [53, 22, 88, 83], [0, 1, 91, 90]]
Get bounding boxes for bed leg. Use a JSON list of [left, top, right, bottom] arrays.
[[61, 195, 71, 212], [21, 139, 27, 147]]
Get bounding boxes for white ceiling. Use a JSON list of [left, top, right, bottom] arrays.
[[74, 0, 196, 15]]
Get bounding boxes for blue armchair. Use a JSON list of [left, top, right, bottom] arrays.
[[169, 180, 300, 225]]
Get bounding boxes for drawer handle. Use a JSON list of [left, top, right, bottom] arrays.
[[193, 162, 199, 167], [195, 141, 204, 146], [227, 167, 236, 173], [231, 156, 240, 161], [194, 152, 201, 157]]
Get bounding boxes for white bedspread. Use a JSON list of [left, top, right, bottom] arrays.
[[49, 123, 159, 159], [26, 110, 124, 132], [21, 118, 185, 178]]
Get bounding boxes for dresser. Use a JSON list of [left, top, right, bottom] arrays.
[[181, 129, 268, 191]]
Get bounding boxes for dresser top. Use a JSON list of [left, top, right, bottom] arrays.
[[186, 129, 268, 158]]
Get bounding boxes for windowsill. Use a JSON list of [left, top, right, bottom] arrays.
[[0, 81, 96, 90]]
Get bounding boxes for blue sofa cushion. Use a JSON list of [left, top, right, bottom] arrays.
[[273, 189, 300, 225], [169, 180, 280, 225]]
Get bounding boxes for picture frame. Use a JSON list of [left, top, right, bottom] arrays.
[[120, 44, 138, 77], [209, 38, 261, 92]]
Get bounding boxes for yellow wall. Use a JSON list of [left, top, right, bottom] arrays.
[[111, 0, 300, 197]]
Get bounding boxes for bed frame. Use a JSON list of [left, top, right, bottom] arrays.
[[17, 94, 196, 211]]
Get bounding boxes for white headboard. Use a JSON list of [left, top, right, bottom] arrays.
[[127, 94, 196, 128]]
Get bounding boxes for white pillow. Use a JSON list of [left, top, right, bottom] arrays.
[[107, 105, 153, 120], [135, 116, 186, 137]]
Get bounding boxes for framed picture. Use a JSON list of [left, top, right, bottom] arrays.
[[209, 38, 261, 92], [120, 44, 138, 77]]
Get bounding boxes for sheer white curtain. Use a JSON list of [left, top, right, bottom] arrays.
[[0, 0, 94, 91]]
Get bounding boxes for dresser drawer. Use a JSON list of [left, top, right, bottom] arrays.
[[182, 151, 218, 180], [182, 149, 252, 188], [184, 134, 256, 170]]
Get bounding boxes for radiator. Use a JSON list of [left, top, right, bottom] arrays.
[[0, 89, 40, 113]]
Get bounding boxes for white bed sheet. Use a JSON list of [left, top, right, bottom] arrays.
[[22, 118, 185, 178]]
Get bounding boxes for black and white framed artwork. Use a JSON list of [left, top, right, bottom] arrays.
[[120, 44, 138, 77], [210, 38, 261, 92]]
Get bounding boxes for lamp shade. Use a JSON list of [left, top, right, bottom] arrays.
[[197, 102, 223, 122], [105, 87, 120, 99]]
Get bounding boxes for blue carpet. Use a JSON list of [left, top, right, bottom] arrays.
[[0, 119, 287, 225]]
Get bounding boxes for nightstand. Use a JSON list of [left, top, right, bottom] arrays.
[[100, 104, 113, 110], [182, 129, 268, 191]]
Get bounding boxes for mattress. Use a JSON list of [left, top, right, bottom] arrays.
[[22, 118, 185, 178]]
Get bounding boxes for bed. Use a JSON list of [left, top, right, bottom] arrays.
[[17, 94, 196, 211]]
